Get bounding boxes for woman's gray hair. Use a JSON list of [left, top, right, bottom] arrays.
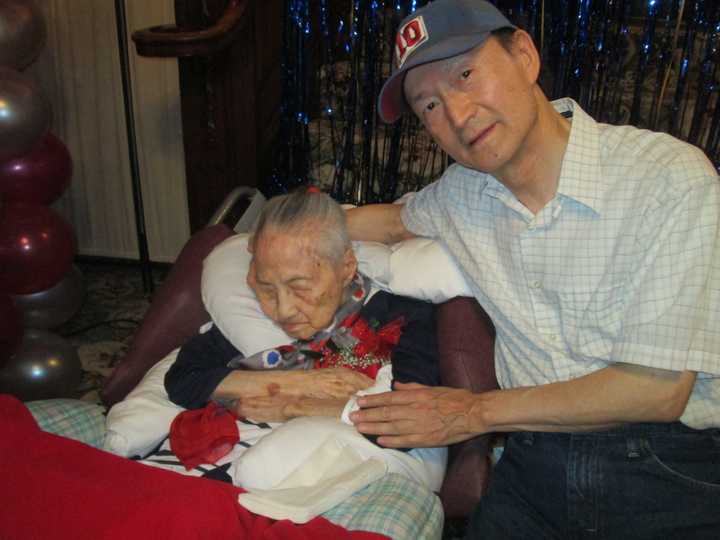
[[250, 189, 351, 263]]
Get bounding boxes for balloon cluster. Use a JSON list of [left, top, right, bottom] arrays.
[[0, 0, 83, 401]]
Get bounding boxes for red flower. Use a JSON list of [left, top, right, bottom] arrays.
[[309, 315, 406, 381], [357, 363, 381, 380], [340, 311, 361, 329], [351, 318, 379, 351], [352, 341, 372, 358]]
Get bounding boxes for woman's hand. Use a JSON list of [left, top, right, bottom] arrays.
[[213, 367, 372, 403], [233, 394, 295, 422], [234, 395, 347, 423], [299, 368, 374, 399]]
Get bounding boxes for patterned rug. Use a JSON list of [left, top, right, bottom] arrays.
[[57, 261, 166, 403]]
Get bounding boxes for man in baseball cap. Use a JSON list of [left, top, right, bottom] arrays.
[[378, 0, 515, 123], [348, 1, 720, 538]]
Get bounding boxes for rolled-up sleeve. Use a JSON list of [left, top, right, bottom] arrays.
[[611, 176, 720, 429]]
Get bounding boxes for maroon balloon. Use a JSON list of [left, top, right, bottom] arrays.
[[0, 133, 72, 205], [0, 294, 23, 368], [0, 202, 76, 295]]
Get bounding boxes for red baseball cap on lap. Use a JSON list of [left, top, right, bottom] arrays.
[[378, 0, 515, 123]]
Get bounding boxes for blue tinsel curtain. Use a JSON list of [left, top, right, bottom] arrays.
[[266, 0, 720, 200]]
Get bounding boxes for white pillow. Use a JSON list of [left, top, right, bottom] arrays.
[[201, 234, 292, 356], [232, 416, 443, 491], [102, 349, 184, 458], [388, 237, 473, 303], [201, 232, 471, 356]]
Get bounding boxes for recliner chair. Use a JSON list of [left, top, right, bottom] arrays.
[[100, 222, 499, 518]]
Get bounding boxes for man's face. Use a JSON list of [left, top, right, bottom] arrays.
[[248, 226, 357, 340], [403, 33, 539, 178]]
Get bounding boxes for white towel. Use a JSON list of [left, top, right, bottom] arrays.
[[237, 436, 387, 523]]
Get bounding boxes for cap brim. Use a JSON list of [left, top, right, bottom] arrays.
[[378, 32, 493, 124]]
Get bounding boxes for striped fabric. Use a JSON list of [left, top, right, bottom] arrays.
[[26, 399, 107, 448], [139, 416, 277, 481], [141, 443, 445, 538]]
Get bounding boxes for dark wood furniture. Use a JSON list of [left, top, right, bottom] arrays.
[[132, 0, 283, 232]]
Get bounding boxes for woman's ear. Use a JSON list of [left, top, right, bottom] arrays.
[[341, 248, 358, 285]]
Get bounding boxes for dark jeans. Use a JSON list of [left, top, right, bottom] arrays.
[[467, 423, 720, 540]]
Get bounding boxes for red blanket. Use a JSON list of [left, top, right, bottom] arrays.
[[0, 395, 387, 540]]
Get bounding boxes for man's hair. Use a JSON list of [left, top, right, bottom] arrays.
[[250, 188, 350, 263], [491, 26, 518, 51]]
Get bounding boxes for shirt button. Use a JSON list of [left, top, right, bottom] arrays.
[[531, 280, 542, 289], [548, 334, 559, 343]]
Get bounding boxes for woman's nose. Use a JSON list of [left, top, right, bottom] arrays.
[[275, 289, 297, 321]]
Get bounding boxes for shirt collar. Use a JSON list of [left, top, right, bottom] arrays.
[[553, 98, 607, 216]]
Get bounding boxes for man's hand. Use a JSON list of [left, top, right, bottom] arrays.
[[350, 382, 483, 448]]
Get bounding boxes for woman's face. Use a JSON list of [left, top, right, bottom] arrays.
[[248, 227, 357, 340]]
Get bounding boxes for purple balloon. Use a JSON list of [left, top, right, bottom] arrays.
[[0, 328, 82, 401], [0, 133, 73, 205], [0, 0, 46, 70], [0, 202, 77, 295], [12, 265, 85, 329], [0, 67, 51, 162]]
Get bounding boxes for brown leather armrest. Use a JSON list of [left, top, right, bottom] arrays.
[[437, 297, 498, 517], [100, 224, 234, 406]]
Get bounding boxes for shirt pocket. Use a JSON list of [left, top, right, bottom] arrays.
[[558, 283, 625, 361]]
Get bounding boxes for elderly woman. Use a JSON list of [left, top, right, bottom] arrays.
[[164, 190, 440, 460]]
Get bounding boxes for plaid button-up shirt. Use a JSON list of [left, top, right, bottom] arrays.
[[402, 98, 720, 429]]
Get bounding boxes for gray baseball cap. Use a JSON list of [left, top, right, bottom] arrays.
[[378, 0, 515, 123]]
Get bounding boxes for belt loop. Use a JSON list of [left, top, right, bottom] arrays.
[[625, 435, 642, 459]]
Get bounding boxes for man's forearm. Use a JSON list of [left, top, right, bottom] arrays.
[[346, 204, 415, 244], [473, 363, 697, 434]]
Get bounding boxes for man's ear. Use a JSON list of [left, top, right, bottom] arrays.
[[510, 30, 541, 85], [341, 248, 358, 285]]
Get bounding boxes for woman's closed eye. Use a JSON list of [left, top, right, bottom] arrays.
[[255, 284, 276, 299]]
